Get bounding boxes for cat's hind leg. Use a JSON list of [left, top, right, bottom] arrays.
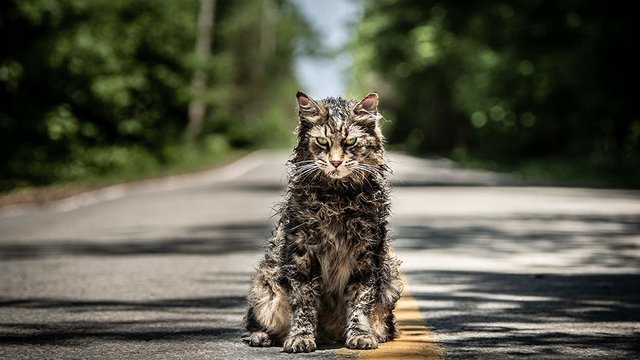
[[369, 276, 403, 342], [355, 250, 402, 344], [245, 267, 291, 346], [245, 306, 275, 347]]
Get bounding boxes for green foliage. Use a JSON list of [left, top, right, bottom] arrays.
[[353, 1, 640, 184], [0, 0, 313, 191]]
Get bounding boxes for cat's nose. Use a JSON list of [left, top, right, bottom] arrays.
[[329, 160, 343, 169]]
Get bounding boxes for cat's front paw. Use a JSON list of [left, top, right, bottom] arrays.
[[248, 331, 272, 347], [346, 333, 379, 350], [283, 334, 316, 353]]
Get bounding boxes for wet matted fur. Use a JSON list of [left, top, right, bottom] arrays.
[[244, 92, 403, 353]]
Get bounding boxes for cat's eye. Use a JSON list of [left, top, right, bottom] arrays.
[[344, 137, 357, 146], [316, 137, 329, 146]]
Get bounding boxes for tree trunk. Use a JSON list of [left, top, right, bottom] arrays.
[[257, 0, 276, 80], [187, 0, 216, 140]]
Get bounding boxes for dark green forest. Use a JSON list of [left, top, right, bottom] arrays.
[[1, 0, 639, 191], [353, 0, 639, 186], [0, 0, 314, 190]]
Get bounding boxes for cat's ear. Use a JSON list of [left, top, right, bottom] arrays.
[[296, 91, 321, 122], [354, 92, 378, 116]]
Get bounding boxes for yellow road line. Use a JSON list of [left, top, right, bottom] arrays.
[[335, 275, 445, 359]]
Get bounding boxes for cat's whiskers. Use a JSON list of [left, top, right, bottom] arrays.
[[296, 164, 322, 183], [354, 164, 386, 188], [350, 167, 366, 184], [293, 161, 318, 171], [310, 169, 322, 182], [292, 162, 321, 183], [294, 164, 315, 171], [355, 164, 379, 177], [354, 167, 376, 187], [292, 160, 316, 166], [297, 167, 317, 180], [293, 169, 314, 180], [293, 161, 317, 168], [300, 170, 318, 183]]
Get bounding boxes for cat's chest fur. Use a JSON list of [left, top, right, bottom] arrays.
[[302, 188, 374, 296], [316, 216, 355, 295]]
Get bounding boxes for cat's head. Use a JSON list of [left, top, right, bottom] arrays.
[[292, 91, 386, 182]]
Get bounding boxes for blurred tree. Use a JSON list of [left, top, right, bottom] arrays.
[[353, 0, 640, 182], [187, 0, 217, 140], [208, 0, 318, 148], [0, 0, 315, 190]]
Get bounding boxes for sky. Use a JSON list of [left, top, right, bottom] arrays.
[[293, 0, 362, 99]]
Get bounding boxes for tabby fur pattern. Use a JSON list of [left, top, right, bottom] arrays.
[[244, 91, 402, 353]]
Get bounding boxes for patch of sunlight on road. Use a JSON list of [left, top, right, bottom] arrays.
[[335, 275, 445, 359]]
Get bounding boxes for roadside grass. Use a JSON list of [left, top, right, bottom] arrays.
[[0, 145, 249, 208]]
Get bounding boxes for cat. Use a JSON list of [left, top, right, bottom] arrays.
[[244, 91, 402, 353]]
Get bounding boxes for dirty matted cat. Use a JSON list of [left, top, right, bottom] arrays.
[[244, 91, 403, 353]]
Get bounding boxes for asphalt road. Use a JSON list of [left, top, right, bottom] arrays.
[[1, 151, 639, 359]]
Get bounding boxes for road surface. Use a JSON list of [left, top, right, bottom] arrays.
[[1, 151, 639, 359]]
